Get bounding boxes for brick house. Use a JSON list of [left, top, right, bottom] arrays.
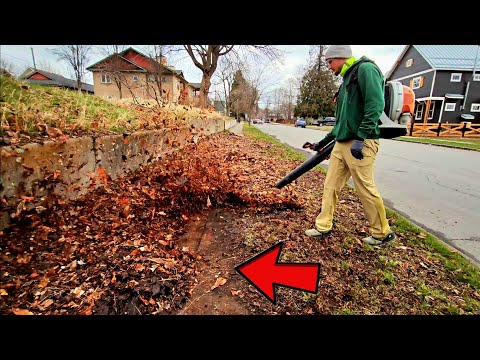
[[386, 45, 480, 124], [87, 47, 199, 105]]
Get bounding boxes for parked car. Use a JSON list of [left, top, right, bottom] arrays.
[[313, 117, 336, 126], [295, 118, 306, 128]]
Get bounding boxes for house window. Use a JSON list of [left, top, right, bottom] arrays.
[[445, 103, 456, 111], [101, 74, 111, 84], [148, 75, 156, 82], [405, 58, 414, 67], [162, 76, 171, 82], [450, 73, 462, 82], [474, 74, 480, 81], [471, 103, 480, 112], [106, 95, 112, 100], [415, 102, 424, 120], [411, 76, 422, 89], [132, 75, 139, 82], [428, 102, 435, 119]]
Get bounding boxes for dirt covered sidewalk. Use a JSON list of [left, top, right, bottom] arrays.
[[1, 129, 480, 315]]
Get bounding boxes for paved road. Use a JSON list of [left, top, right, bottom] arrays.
[[253, 123, 480, 265]]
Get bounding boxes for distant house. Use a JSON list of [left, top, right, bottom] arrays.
[[86, 47, 199, 104], [214, 100, 226, 114], [188, 82, 201, 100], [18, 67, 94, 93], [386, 45, 480, 124]]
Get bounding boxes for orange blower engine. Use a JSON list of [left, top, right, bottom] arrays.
[[379, 81, 416, 139]]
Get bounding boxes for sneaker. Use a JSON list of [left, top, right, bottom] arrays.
[[305, 228, 331, 237], [363, 232, 396, 245]]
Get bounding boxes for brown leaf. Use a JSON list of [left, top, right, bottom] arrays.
[[71, 287, 85, 298], [13, 308, 34, 315], [97, 167, 109, 188], [230, 288, 241, 296], [38, 276, 50, 288], [41, 299, 54, 308], [46, 125, 63, 138], [211, 277, 227, 291]]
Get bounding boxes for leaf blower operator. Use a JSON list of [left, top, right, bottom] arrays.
[[301, 45, 398, 246]]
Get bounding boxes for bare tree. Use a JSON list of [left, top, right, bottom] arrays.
[[212, 56, 245, 116], [183, 45, 283, 108], [141, 45, 178, 107], [47, 45, 93, 91], [97, 45, 128, 99], [36, 60, 59, 74], [0, 58, 16, 77]]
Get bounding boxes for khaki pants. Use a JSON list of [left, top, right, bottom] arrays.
[[315, 139, 391, 238]]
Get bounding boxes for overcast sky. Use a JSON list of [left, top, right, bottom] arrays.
[[1, 45, 405, 106]]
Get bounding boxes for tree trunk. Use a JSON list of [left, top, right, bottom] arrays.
[[199, 74, 212, 108]]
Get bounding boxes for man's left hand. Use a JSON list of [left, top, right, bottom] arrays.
[[350, 140, 364, 160]]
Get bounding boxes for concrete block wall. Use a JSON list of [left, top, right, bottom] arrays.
[[0, 118, 237, 229]]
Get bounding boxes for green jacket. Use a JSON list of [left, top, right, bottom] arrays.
[[323, 56, 385, 143]]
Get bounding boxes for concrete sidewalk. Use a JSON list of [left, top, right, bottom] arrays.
[[227, 121, 244, 136]]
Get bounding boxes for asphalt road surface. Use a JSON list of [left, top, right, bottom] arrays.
[[253, 123, 480, 266]]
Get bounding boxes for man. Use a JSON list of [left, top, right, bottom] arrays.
[[303, 45, 396, 246]]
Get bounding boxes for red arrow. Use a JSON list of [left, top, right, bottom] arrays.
[[235, 242, 320, 304]]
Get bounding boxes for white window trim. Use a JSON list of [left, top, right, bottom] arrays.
[[101, 74, 111, 84], [412, 76, 422, 89], [415, 102, 424, 120], [445, 103, 456, 111], [471, 103, 480, 112], [132, 75, 139, 82], [473, 74, 480, 81], [450, 73, 462, 82], [406, 58, 413, 67], [428, 102, 435, 120], [391, 69, 434, 82]]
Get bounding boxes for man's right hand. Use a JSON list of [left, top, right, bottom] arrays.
[[302, 138, 330, 151]]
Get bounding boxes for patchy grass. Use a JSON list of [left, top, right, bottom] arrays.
[[386, 208, 480, 290], [244, 124, 480, 314], [0, 74, 228, 142], [243, 123, 326, 176], [396, 136, 480, 151]]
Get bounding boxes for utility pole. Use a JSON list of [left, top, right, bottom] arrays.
[[461, 44, 479, 111], [30, 47, 37, 70]]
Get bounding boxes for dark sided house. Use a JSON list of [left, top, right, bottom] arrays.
[[386, 45, 480, 124], [18, 67, 94, 93]]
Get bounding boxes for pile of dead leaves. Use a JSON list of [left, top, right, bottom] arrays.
[[0, 132, 304, 315], [3, 130, 479, 315]]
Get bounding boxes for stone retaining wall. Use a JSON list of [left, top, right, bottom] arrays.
[[0, 118, 236, 229]]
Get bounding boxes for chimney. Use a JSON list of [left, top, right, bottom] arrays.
[[156, 55, 167, 66]]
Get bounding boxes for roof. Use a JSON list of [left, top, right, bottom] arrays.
[[189, 82, 201, 90], [415, 45, 480, 70], [87, 47, 187, 80], [19, 67, 94, 92], [386, 45, 480, 79]]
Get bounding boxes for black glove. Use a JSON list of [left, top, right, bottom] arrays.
[[350, 140, 364, 160], [302, 137, 330, 152]]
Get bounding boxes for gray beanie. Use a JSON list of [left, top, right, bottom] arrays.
[[324, 45, 352, 60]]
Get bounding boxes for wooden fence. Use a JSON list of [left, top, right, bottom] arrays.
[[409, 122, 480, 138]]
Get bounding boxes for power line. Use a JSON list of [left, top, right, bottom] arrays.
[[0, 51, 32, 65]]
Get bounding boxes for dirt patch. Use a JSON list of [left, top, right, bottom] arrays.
[[176, 208, 250, 315]]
